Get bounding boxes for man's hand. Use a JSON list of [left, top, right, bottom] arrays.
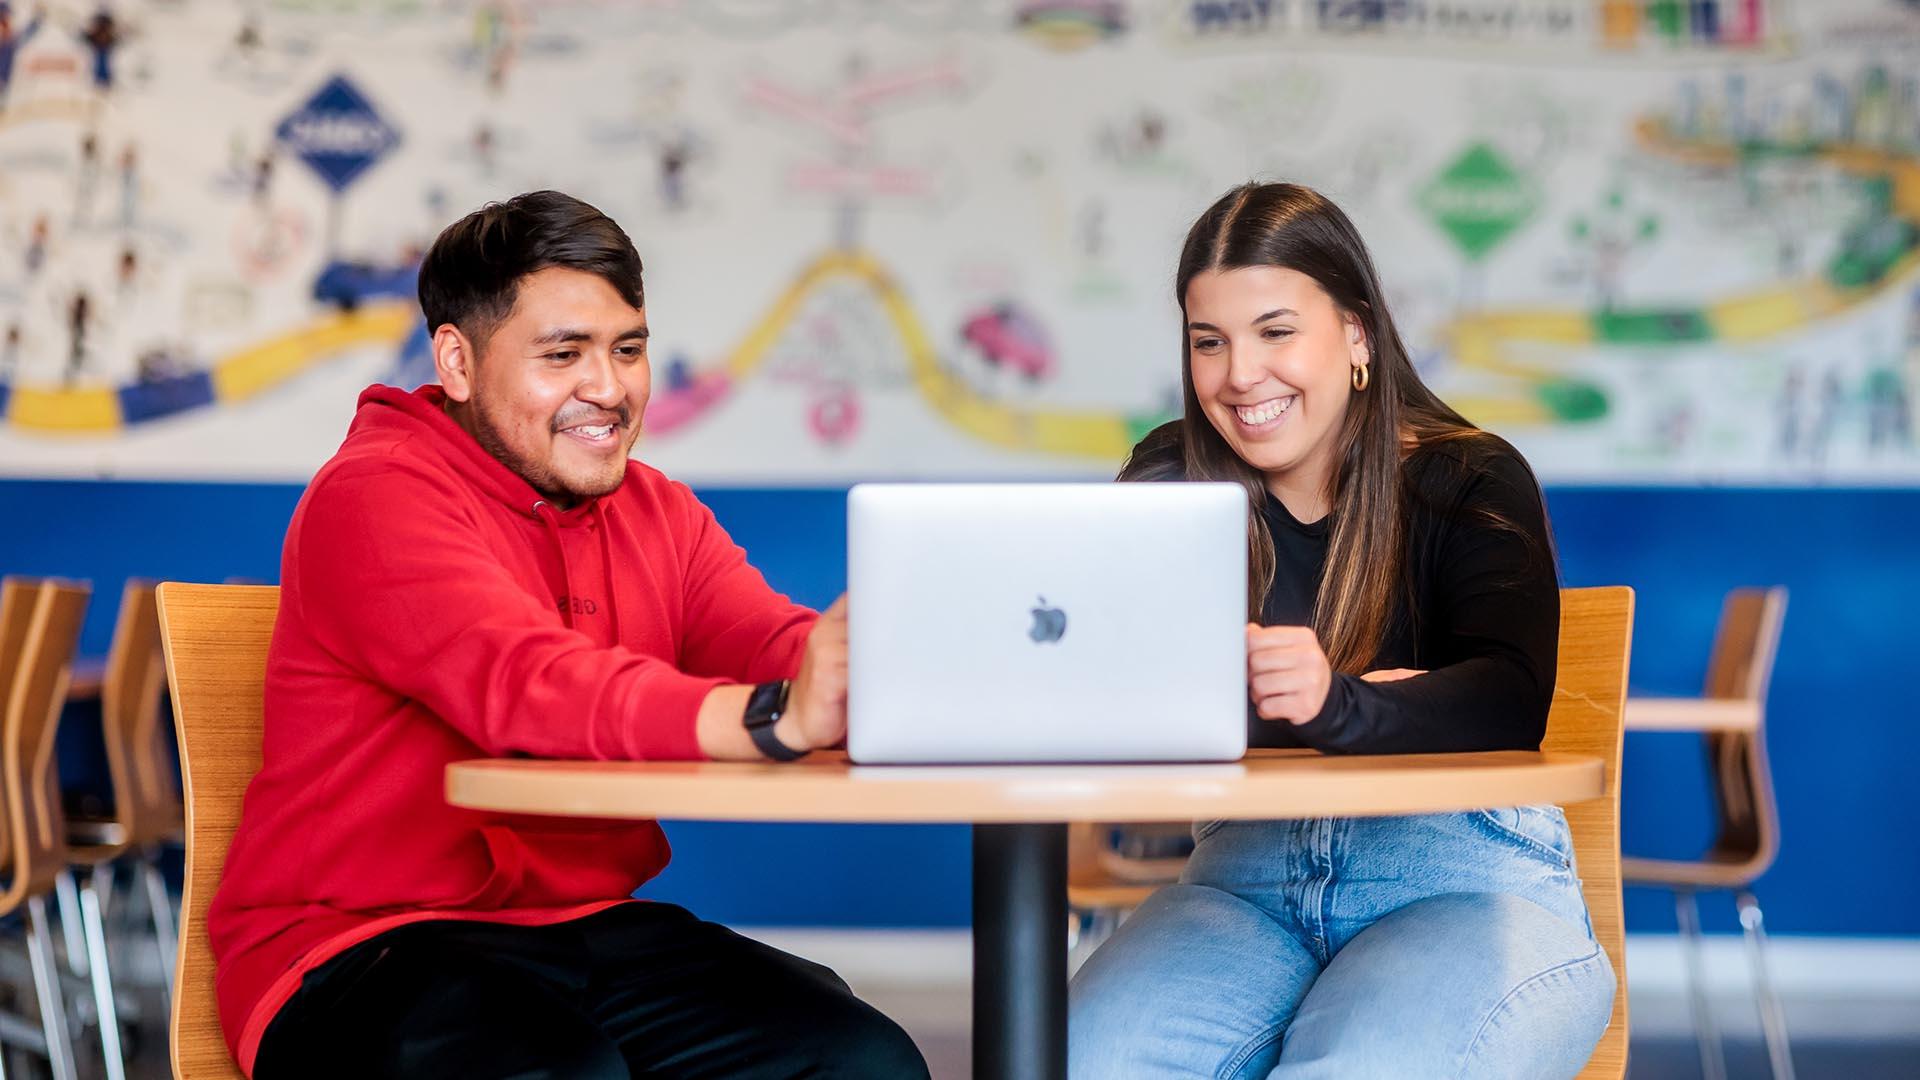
[[1247, 623, 1332, 725], [774, 594, 848, 753]]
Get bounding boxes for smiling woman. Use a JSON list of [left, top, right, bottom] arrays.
[[1071, 184, 1609, 1079]]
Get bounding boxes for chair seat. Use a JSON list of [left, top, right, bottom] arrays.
[[1621, 853, 1767, 890], [67, 816, 129, 850], [1067, 878, 1160, 911]]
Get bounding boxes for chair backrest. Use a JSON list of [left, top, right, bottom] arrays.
[[1704, 587, 1787, 704], [0, 577, 38, 875], [156, 582, 277, 1080], [1544, 586, 1634, 1080], [1703, 587, 1788, 877], [101, 579, 183, 848], [0, 580, 92, 917]]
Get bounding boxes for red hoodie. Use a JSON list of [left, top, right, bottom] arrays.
[[209, 385, 816, 1075]]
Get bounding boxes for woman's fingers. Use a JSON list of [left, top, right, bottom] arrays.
[[1249, 669, 1311, 699]]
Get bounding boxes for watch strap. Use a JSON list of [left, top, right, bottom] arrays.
[[744, 679, 806, 762]]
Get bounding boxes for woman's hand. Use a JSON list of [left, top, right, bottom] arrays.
[[1246, 623, 1332, 725], [1360, 668, 1426, 683]]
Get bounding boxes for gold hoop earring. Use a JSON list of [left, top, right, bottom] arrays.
[[1352, 362, 1370, 392]]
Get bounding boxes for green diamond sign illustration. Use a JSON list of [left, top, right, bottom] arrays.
[[1418, 143, 1538, 262]]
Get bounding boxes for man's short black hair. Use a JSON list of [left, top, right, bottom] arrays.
[[417, 190, 644, 351]]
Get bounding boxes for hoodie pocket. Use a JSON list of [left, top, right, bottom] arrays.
[[433, 825, 528, 911], [466, 818, 670, 909]]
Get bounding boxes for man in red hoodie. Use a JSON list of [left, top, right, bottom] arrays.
[[213, 191, 930, 1078]]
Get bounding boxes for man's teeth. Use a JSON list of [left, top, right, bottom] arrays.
[[573, 424, 614, 438], [1235, 397, 1294, 425]]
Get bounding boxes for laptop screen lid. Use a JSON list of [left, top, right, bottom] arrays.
[[846, 482, 1248, 764]]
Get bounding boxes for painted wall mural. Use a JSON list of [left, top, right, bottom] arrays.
[[2, 0, 1918, 484]]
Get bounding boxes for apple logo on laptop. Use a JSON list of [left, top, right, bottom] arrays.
[[1028, 596, 1067, 644]]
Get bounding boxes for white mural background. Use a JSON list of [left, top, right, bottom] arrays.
[[1, 0, 1918, 485]]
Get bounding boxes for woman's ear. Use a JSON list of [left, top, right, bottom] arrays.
[[1344, 314, 1370, 371]]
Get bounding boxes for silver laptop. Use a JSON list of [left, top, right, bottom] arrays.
[[846, 483, 1248, 764]]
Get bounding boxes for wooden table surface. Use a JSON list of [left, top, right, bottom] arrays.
[[446, 747, 1605, 823]]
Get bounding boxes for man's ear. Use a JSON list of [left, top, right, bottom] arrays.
[[434, 324, 479, 402]]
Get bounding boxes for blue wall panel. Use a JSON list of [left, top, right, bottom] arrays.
[[3, 479, 1913, 933]]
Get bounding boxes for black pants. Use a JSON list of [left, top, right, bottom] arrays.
[[253, 902, 931, 1079]]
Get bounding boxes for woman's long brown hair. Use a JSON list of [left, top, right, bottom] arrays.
[[1171, 183, 1492, 675]]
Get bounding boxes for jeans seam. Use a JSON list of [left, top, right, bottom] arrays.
[[1455, 942, 1609, 1078], [1216, 1019, 1289, 1080], [1469, 808, 1573, 870]]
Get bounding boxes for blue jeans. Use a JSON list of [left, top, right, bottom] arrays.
[[1069, 809, 1616, 1079]]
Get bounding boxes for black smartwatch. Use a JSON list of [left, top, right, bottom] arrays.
[[743, 679, 807, 762]]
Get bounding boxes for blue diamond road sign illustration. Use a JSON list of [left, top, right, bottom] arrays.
[[275, 74, 401, 194]]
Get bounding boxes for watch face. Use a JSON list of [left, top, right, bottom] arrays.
[[746, 679, 789, 727]]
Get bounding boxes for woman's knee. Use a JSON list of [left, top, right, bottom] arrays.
[[1390, 892, 1617, 1078], [1069, 885, 1316, 1079], [1272, 892, 1614, 1079], [1459, 922, 1616, 1079]]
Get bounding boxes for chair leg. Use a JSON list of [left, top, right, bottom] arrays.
[[78, 866, 128, 1080], [52, 869, 89, 980], [1737, 890, 1797, 1080], [141, 854, 178, 1013], [1676, 888, 1728, 1080], [25, 896, 80, 1080]]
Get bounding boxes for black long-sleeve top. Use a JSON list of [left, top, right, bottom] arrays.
[[1123, 423, 1560, 755]]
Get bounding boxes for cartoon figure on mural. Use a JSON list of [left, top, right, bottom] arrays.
[[64, 288, 90, 385], [78, 5, 124, 95], [235, 12, 261, 62], [1567, 185, 1660, 313], [117, 141, 138, 228], [74, 130, 100, 225], [1095, 108, 1170, 169], [251, 150, 274, 206], [472, 122, 495, 178], [1, 321, 21, 380], [116, 244, 137, 295], [23, 213, 49, 277], [214, 11, 304, 93], [1808, 368, 1847, 467], [658, 131, 699, 213], [1865, 365, 1911, 453], [1776, 366, 1805, 460], [0, 3, 46, 113], [471, 2, 519, 93]]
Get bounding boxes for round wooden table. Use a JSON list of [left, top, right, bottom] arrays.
[[447, 748, 1603, 1080]]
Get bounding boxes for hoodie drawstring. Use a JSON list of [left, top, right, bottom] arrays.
[[532, 501, 575, 628], [593, 501, 623, 645], [532, 499, 622, 644]]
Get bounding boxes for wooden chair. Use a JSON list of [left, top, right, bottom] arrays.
[[154, 582, 275, 1080], [1551, 586, 1634, 1080], [66, 581, 185, 1005], [1622, 587, 1791, 1080], [0, 578, 34, 878], [1066, 586, 1635, 1079], [1, 580, 95, 1080]]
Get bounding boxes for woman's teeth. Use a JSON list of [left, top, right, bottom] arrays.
[[1234, 397, 1295, 425]]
